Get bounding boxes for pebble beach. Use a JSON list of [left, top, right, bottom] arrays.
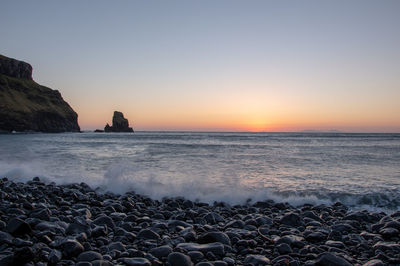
[[1, 177, 399, 265]]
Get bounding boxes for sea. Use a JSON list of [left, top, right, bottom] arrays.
[[1, 132, 399, 212]]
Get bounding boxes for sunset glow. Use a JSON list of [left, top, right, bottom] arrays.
[[2, 1, 400, 132]]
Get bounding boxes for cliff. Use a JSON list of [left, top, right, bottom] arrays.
[[104, 111, 134, 132], [0, 54, 80, 132]]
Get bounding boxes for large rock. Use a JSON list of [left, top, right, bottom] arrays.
[[104, 111, 134, 132], [0, 54, 80, 132]]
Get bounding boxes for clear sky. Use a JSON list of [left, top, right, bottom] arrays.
[[1, 1, 399, 132]]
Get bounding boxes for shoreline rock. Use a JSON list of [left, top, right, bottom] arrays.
[[0, 177, 399, 265], [0, 54, 80, 133], [103, 111, 134, 133]]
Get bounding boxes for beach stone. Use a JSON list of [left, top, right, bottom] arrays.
[[180, 227, 197, 241], [305, 231, 327, 242], [5, 217, 31, 236], [35, 221, 65, 234], [137, 229, 160, 240], [13, 237, 33, 247], [362, 260, 384, 266], [62, 239, 84, 257], [0, 231, 13, 244], [167, 252, 193, 266], [211, 261, 228, 266], [383, 220, 400, 230], [0, 255, 14, 266], [49, 249, 62, 264], [275, 235, 304, 247], [66, 220, 91, 235], [77, 251, 103, 262], [92, 225, 108, 237], [168, 220, 193, 228], [379, 227, 398, 238], [198, 231, 231, 246], [177, 242, 225, 256], [30, 208, 51, 221], [188, 251, 204, 263], [108, 241, 126, 252], [255, 216, 273, 226], [331, 223, 354, 233], [303, 210, 322, 222], [343, 211, 372, 223], [195, 263, 213, 266], [243, 254, 270, 265], [223, 257, 235, 265], [92, 260, 113, 266], [373, 242, 400, 252], [225, 220, 245, 229], [72, 208, 92, 219], [149, 245, 173, 259], [13, 246, 35, 264], [276, 243, 292, 254], [280, 213, 304, 227], [325, 240, 346, 249], [93, 215, 115, 229], [76, 262, 92, 266], [315, 252, 352, 266], [203, 212, 224, 224], [122, 257, 151, 266]]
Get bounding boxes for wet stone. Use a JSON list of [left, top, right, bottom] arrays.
[[167, 252, 193, 266], [122, 257, 152, 266], [379, 227, 399, 239], [62, 239, 84, 257], [149, 245, 173, 259], [315, 252, 352, 266], [362, 259, 385, 266], [177, 242, 225, 256], [5, 217, 31, 236], [137, 229, 161, 240], [276, 243, 292, 254], [93, 216, 115, 229], [243, 254, 271, 265], [188, 251, 204, 263], [77, 251, 103, 262], [14, 246, 35, 264], [280, 213, 304, 227], [49, 249, 62, 264], [198, 231, 231, 246]]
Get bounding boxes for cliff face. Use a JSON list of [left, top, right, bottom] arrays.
[[104, 111, 134, 132], [0, 55, 80, 133]]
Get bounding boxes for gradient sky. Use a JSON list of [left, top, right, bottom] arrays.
[[1, 1, 399, 132]]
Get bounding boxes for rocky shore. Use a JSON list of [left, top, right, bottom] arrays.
[[0, 178, 399, 266]]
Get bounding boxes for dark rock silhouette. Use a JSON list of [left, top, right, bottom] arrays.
[[0, 55, 33, 80], [104, 111, 134, 132], [0, 54, 80, 133]]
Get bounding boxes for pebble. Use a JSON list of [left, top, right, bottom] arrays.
[[177, 242, 225, 256], [168, 252, 193, 266], [77, 251, 103, 262], [5, 218, 31, 236], [315, 252, 352, 266], [137, 229, 161, 240], [243, 254, 271, 265]]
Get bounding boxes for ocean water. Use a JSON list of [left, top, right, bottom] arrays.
[[1, 132, 399, 211]]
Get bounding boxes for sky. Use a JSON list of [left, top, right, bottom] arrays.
[[1, 1, 399, 132]]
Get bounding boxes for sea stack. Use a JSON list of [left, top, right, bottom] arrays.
[[104, 111, 134, 132], [0, 54, 80, 133]]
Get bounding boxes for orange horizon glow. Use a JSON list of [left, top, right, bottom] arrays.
[[77, 111, 400, 133]]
